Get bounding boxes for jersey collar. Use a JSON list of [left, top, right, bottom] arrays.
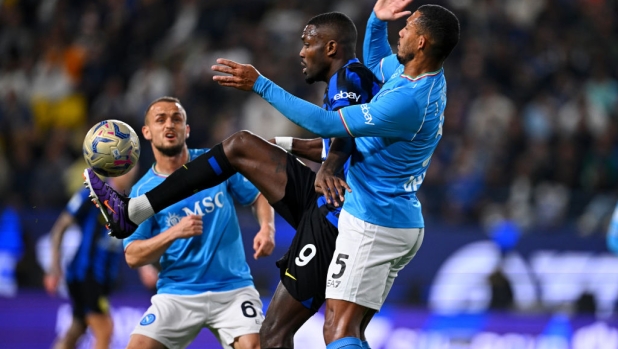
[[400, 68, 443, 82]]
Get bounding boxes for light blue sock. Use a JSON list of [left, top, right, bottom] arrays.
[[361, 340, 371, 349], [326, 337, 363, 349]]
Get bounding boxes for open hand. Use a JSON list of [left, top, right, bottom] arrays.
[[212, 59, 261, 91], [374, 0, 413, 21]]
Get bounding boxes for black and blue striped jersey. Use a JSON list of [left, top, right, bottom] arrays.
[[64, 188, 122, 285], [318, 58, 382, 227]]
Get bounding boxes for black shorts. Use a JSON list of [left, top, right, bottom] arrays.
[[67, 276, 111, 320], [271, 154, 338, 312]]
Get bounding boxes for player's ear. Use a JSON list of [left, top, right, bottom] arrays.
[[185, 124, 190, 140], [326, 40, 337, 57], [418, 35, 427, 51], [142, 125, 152, 141]]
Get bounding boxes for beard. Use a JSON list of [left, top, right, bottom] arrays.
[[396, 51, 415, 65], [155, 142, 184, 157]]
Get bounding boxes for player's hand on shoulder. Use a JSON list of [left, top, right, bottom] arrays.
[[253, 228, 275, 260], [174, 215, 203, 239], [315, 168, 351, 207], [212, 58, 261, 91], [374, 0, 413, 21]]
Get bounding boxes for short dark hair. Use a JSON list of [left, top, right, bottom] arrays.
[[417, 5, 460, 61], [143, 96, 184, 124], [307, 12, 357, 54]]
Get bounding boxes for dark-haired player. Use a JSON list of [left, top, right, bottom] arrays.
[[84, 11, 381, 349]]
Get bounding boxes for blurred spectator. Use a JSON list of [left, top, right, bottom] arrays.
[[0, 196, 24, 297]]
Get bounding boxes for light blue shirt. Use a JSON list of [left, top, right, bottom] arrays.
[[252, 12, 447, 228], [124, 149, 260, 295]]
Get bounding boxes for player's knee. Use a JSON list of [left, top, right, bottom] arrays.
[[225, 130, 259, 155]]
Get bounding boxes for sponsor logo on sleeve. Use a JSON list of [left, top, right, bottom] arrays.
[[334, 90, 361, 102], [361, 104, 374, 125]]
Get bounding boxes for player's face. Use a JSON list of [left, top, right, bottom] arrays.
[[300, 25, 329, 84], [143, 101, 189, 157], [397, 12, 422, 65]]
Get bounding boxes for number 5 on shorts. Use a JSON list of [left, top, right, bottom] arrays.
[[331, 253, 349, 279]]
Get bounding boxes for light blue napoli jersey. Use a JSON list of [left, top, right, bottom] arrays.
[[253, 13, 446, 228], [123, 149, 260, 295]]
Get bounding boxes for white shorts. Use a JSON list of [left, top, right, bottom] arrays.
[[325, 209, 424, 310], [131, 286, 263, 349]]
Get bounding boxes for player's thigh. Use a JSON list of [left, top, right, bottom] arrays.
[[325, 209, 423, 310], [126, 334, 167, 349], [206, 286, 264, 349], [131, 293, 204, 349], [382, 228, 424, 302], [276, 204, 338, 312]]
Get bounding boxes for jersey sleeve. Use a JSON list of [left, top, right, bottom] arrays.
[[227, 173, 260, 206], [363, 11, 400, 83], [329, 68, 372, 111], [253, 76, 350, 138], [123, 216, 155, 250], [65, 188, 92, 219], [338, 88, 421, 139]]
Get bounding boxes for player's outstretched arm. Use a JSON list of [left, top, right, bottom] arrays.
[[251, 194, 275, 260], [124, 215, 203, 268], [212, 59, 260, 91]]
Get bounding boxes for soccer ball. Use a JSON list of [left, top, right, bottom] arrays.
[[83, 119, 140, 177]]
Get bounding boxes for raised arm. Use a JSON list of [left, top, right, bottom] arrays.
[[364, 0, 414, 81]]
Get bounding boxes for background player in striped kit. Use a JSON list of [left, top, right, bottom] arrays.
[[44, 169, 138, 349]]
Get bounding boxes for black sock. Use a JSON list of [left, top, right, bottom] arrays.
[[145, 143, 236, 213]]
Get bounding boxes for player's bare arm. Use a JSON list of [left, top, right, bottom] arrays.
[[251, 194, 275, 260], [374, 0, 414, 21], [314, 138, 353, 206], [43, 211, 74, 296], [124, 215, 203, 268], [212, 59, 260, 91]]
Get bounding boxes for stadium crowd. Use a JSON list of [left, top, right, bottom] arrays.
[[0, 0, 616, 291]]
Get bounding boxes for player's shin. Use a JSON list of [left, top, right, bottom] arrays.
[[144, 143, 237, 213]]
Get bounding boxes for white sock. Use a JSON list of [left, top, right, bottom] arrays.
[[128, 195, 155, 225]]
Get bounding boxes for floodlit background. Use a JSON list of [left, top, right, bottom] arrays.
[[0, 0, 617, 348]]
